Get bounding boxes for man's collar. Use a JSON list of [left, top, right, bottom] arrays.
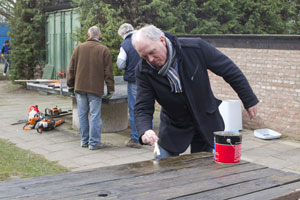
[[87, 38, 101, 43], [123, 30, 137, 40]]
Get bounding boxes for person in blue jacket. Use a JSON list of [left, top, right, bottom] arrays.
[[2, 40, 11, 76], [117, 23, 142, 149], [132, 25, 259, 159]]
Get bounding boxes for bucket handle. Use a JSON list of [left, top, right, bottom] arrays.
[[226, 138, 240, 150]]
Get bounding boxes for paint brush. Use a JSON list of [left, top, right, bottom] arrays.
[[154, 141, 160, 158], [153, 141, 161, 165]]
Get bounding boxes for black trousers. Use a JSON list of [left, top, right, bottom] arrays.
[[190, 132, 213, 153]]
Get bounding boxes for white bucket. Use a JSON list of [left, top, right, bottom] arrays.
[[219, 100, 242, 132]]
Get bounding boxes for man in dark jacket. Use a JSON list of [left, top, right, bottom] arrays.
[[117, 23, 141, 148], [67, 26, 115, 150], [132, 25, 259, 159]]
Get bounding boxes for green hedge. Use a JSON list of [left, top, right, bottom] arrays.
[[8, 0, 300, 81]]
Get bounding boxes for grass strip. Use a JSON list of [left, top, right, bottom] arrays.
[[0, 138, 70, 181]]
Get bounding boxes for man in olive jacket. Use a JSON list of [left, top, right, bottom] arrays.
[[132, 25, 259, 159], [67, 26, 114, 150]]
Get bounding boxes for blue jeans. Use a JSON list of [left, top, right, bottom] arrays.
[[75, 92, 102, 147], [3, 56, 10, 73], [155, 143, 213, 160], [155, 145, 179, 160], [128, 82, 138, 142]]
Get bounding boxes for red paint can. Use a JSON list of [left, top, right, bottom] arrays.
[[214, 131, 242, 163]]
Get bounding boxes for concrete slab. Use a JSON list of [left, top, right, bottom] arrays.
[[71, 152, 119, 166], [44, 148, 88, 161], [57, 159, 82, 169], [250, 156, 295, 171], [30, 147, 51, 155], [273, 148, 300, 163]]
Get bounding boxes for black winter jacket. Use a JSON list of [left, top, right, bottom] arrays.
[[134, 33, 259, 153]]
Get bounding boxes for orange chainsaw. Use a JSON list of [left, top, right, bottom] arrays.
[[36, 117, 65, 133], [45, 106, 69, 117]]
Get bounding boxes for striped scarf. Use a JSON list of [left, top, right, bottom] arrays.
[[158, 37, 182, 93]]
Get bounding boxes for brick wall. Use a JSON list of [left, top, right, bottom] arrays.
[[180, 35, 300, 136]]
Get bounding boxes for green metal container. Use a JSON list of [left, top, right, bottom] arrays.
[[43, 9, 80, 79]]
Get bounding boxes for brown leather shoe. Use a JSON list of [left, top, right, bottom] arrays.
[[125, 139, 142, 149]]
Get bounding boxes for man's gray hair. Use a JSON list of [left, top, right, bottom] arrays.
[[132, 25, 165, 48], [88, 26, 101, 38], [118, 23, 134, 36]]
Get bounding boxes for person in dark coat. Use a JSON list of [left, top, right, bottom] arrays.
[[117, 23, 142, 149], [132, 25, 259, 159]]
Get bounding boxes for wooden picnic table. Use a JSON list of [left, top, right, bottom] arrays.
[[1, 152, 300, 200]]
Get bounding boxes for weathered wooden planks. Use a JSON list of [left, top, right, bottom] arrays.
[[0, 152, 299, 200]]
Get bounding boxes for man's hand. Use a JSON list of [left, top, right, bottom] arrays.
[[141, 130, 159, 146], [103, 91, 114, 100], [246, 104, 258, 119], [68, 87, 74, 96]]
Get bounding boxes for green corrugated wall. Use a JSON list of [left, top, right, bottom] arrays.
[[43, 9, 80, 79]]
